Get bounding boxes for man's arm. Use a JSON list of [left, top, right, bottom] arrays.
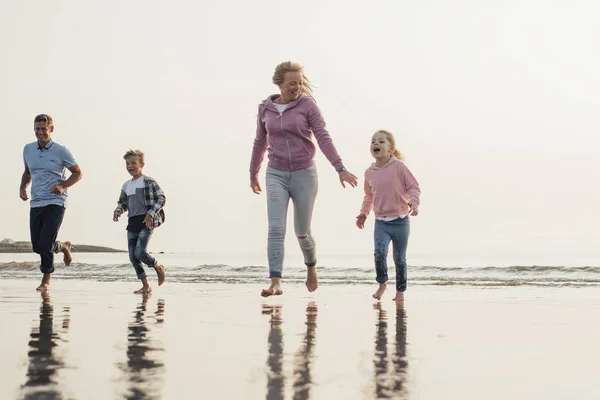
[[50, 164, 83, 194], [19, 166, 31, 201]]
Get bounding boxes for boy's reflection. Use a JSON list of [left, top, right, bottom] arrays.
[[373, 302, 408, 399], [262, 302, 319, 400], [21, 291, 70, 400], [120, 293, 165, 400]]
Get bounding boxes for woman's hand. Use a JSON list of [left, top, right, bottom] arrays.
[[339, 170, 358, 188], [250, 179, 262, 194]]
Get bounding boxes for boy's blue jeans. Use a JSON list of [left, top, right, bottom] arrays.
[[127, 229, 156, 279], [373, 216, 410, 292]]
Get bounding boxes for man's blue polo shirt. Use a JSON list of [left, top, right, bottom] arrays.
[[23, 140, 77, 208]]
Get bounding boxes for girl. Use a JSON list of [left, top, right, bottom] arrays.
[[356, 130, 421, 302]]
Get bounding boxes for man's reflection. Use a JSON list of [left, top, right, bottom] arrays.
[[20, 291, 70, 400], [373, 302, 408, 399], [120, 293, 165, 400]]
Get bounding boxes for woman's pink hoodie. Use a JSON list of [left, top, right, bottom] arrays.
[[360, 157, 421, 218], [250, 94, 344, 181]]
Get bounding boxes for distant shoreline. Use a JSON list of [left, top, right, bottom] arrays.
[[0, 241, 126, 253]]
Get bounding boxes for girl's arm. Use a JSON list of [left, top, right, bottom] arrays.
[[399, 163, 421, 207]]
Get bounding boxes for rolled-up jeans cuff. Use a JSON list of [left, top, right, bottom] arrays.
[[269, 271, 282, 278]]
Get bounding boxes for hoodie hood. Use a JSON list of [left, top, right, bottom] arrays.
[[369, 156, 400, 171], [261, 93, 309, 113]]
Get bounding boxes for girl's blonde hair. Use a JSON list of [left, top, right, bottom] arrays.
[[272, 61, 314, 97], [376, 130, 404, 160]]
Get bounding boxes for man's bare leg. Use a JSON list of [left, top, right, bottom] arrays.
[[372, 283, 387, 300], [36, 273, 51, 292], [261, 277, 283, 297], [153, 263, 166, 286], [61, 241, 73, 266], [306, 267, 318, 293], [392, 291, 404, 303], [134, 277, 152, 294]]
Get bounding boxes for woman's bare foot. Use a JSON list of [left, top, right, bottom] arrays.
[[392, 291, 405, 303], [134, 286, 152, 294], [372, 283, 387, 300], [36, 274, 51, 292], [154, 264, 166, 286], [305, 267, 318, 293], [261, 278, 283, 297], [61, 241, 73, 266]]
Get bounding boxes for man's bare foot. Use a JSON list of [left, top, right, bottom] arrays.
[[154, 264, 166, 286], [36, 274, 51, 292], [36, 284, 49, 292], [261, 278, 283, 297], [372, 283, 387, 300], [134, 287, 152, 294], [392, 291, 405, 303], [305, 267, 318, 293], [61, 241, 73, 266]]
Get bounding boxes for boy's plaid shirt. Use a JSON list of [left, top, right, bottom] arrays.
[[114, 176, 166, 228]]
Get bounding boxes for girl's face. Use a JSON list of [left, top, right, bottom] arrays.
[[370, 132, 393, 161], [278, 72, 303, 103]]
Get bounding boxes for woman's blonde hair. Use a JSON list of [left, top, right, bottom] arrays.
[[376, 130, 404, 160], [272, 61, 314, 96]]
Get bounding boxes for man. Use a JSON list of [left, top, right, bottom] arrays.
[[20, 114, 83, 291]]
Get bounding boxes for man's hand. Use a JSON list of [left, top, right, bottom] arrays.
[[19, 187, 28, 201], [356, 213, 367, 229], [50, 184, 64, 195], [113, 210, 123, 222], [144, 214, 154, 230], [250, 179, 262, 194], [339, 170, 358, 188]]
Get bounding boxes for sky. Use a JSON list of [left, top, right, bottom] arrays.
[[1, 0, 599, 261]]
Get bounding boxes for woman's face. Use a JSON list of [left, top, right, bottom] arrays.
[[278, 72, 303, 102]]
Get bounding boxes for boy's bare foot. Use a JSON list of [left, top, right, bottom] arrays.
[[154, 264, 166, 286], [61, 241, 73, 266], [305, 267, 318, 293], [36, 274, 51, 292], [392, 291, 405, 303], [261, 278, 283, 297], [134, 287, 152, 294], [372, 283, 387, 300]]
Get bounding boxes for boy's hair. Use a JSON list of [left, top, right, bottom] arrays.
[[376, 130, 404, 160], [34, 114, 53, 126], [123, 149, 145, 163]]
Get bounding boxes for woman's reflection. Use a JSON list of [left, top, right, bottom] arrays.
[[20, 291, 70, 400], [120, 292, 166, 400], [262, 302, 319, 400], [373, 302, 408, 399]]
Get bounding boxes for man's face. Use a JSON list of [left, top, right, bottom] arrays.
[[34, 121, 54, 146]]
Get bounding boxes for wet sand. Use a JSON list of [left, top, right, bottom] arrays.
[[1, 279, 599, 399]]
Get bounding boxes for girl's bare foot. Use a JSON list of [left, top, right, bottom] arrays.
[[392, 291, 404, 303], [372, 283, 387, 300], [61, 241, 73, 266], [154, 264, 166, 286], [36, 284, 49, 292], [261, 278, 283, 297], [305, 267, 318, 293], [134, 287, 152, 294]]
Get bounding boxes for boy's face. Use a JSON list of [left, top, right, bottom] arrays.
[[125, 156, 144, 178]]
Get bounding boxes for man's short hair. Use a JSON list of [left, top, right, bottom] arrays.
[[34, 114, 53, 126], [123, 149, 145, 163]]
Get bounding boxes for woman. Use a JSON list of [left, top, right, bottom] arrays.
[[249, 61, 358, 297]]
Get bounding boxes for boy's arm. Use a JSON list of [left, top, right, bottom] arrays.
[[146, 181, 166, 218], [115, 190, 128, 213]]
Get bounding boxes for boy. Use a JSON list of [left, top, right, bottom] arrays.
[[113, 149, 166, 294]]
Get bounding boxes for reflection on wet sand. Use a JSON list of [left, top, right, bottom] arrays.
[[20, 291, 70, 400], [119, 293, 165, 400], [262, 302, 319, 400], [373, 302, 408, 399]]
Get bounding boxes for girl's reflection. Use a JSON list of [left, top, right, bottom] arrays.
[[373, 302, 408, 399]]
